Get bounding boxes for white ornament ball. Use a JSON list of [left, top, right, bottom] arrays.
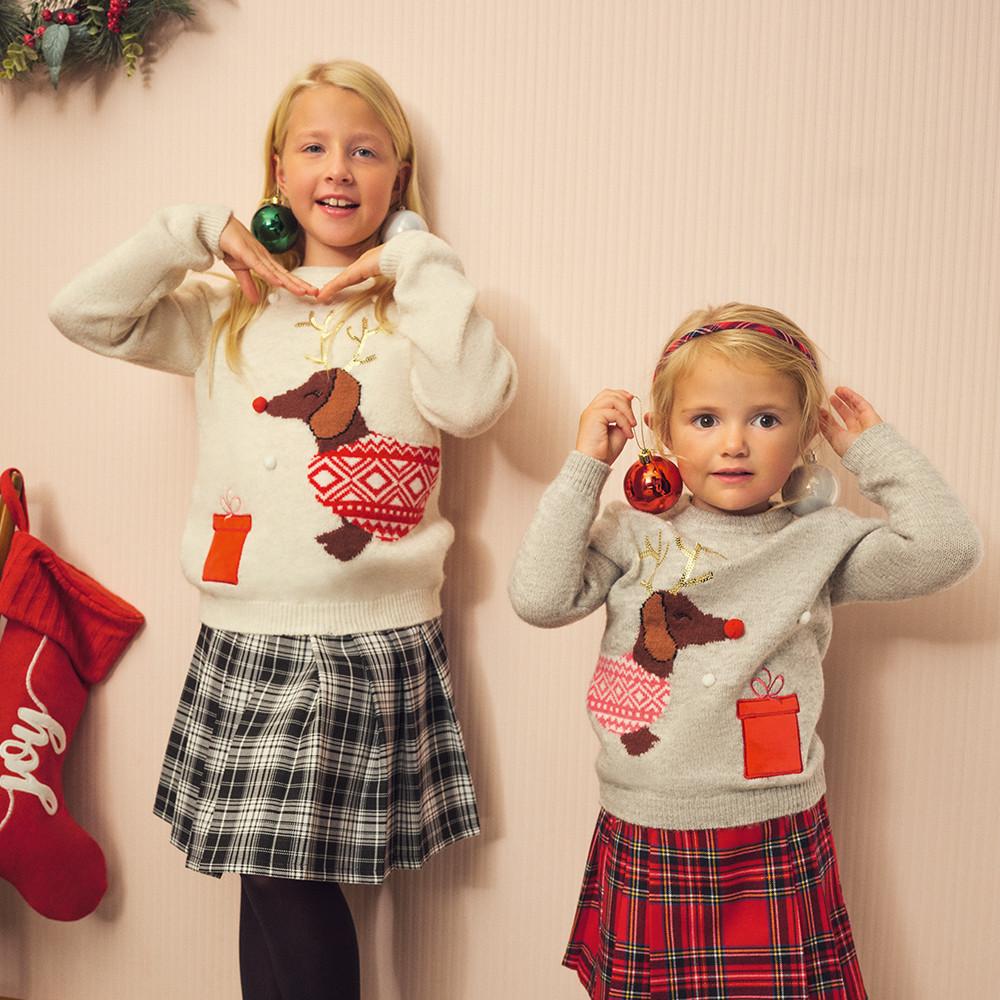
[[781, 463, 840, 516], [382, 209, 429, 242]]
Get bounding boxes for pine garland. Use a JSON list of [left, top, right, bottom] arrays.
[[0, 1, 194, 87]]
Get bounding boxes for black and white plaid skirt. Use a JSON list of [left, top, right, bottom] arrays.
[[153, 619, 480, 883]]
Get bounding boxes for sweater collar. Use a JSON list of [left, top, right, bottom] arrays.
[[668, 495, 795, 535]]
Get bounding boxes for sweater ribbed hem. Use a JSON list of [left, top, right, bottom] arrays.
[[599, 769, 826, 831], [199, 589, 442, 636]]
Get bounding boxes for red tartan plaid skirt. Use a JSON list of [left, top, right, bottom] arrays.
[[564, 798, 867, 999]]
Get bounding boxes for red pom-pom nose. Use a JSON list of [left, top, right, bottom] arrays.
[[724, 618, 745, 639], [623, 451, 683, 513], [252, 396, 268, 413]]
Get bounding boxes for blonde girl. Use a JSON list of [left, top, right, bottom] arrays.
[[51, 60, 516, 1000], [510, 303, 978, 999]]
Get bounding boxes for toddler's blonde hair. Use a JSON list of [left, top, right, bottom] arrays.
[[209, 59, 425, 381], [649, 303, 827, 458]]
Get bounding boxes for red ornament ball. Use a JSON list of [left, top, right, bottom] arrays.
[[251, 396, 268, 413], [723, 618, 745, 639], [623, 450, 683, 513]]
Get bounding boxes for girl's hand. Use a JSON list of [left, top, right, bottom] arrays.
[[315, 245, 383, 304], [576, 389, 637, 465], [819, 386, 883, 457], [218, 216, 318, 305]]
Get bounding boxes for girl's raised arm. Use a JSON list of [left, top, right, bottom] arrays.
[[821, 389, 981, 603], [380, 230, 517, 438], [509, 453, 633, 629], [49, 204, 233, 376], [49, 206, 316, 377]]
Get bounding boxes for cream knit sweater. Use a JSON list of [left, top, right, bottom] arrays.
[[509, 425, 980, 829], [50, 205, 517, 635]]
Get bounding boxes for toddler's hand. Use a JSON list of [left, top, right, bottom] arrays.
[[576, 389, 637, 465], [218, 217, 318, 304], [314, 245, 383, 304], [819, 386, 883, 457]]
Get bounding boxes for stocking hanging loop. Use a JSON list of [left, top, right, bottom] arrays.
[[0, 469, 28, 532]]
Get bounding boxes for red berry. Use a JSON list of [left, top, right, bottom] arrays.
[[35, 26, 45, 35], [252, 397, 268, 414], [723, 618, 745, 639], [41, 9, 52, 21], [54, 9, 65, 22], [66, 12, 78, 24], [22, 32, 33, 43]]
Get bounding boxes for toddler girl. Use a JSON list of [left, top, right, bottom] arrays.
[[509, 303, 979, 999]]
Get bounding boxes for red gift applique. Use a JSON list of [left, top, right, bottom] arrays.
[[736, 668, 803, 779], [201, 491, 252, 585]]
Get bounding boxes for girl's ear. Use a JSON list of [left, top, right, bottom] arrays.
[[273, 154, 286, 195], [393, 161, 413, 205]]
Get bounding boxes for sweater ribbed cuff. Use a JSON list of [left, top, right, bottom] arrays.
[[560, 450, 613, 498], [378, 228, 422, 278], [195, 205, 234, 259], [378, 230, 458, 279], [840, 421, 897, 475]]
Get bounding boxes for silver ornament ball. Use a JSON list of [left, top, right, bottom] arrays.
[[781, 462, 840, 515], [382, 209, 429, 242]]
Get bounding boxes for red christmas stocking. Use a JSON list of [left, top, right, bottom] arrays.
[[0, 470, 144, 920]]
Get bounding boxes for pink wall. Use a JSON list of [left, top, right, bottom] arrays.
[[2, 1, 997, 997]]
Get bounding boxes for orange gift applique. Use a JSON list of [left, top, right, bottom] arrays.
[[736, 668, 803, 779], [202, 491, 252, 585]]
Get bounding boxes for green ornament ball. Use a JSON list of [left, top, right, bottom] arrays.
[[251, 203, 300, 253]]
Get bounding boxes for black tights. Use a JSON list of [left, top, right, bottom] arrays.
[[239, 874, 361, 1000]]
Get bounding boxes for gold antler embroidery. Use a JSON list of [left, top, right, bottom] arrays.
[[637, 531, 669, 594], [344, 317, 390, 370], [667, 534, 726, 595], [637, 530, 726, 594], [297, 312, 391, 370], [297, 311, 345, 368]]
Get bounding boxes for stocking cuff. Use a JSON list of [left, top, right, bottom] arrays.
[[0, 533, 144, 684]]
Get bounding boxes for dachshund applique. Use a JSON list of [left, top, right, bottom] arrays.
[[258, 369, 440, 561], [587, 591, 744, 756]]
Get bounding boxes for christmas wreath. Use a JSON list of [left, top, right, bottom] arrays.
[[0, 1, 194, 87]]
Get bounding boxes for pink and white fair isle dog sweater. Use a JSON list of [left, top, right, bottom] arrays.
[[509, 425, 981, 830], [50, 204, 517, 636]]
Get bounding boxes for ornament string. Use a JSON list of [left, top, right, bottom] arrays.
[[629, 398, 687, 464]]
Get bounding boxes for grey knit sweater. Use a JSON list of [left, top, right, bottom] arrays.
[[509, 424, 981, 830]]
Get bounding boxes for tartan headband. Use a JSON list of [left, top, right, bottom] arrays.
[[655, 321, 818, 375]]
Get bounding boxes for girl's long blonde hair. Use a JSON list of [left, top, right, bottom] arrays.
[[649, 303, 827, 458], [209, 60, 425, 381]]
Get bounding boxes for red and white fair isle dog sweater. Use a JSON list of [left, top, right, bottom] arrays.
[[50, 205, 517, 636], [509, 427, 981, 831]]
